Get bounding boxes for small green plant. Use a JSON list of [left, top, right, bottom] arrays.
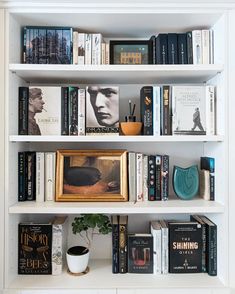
[[72, 214, 112, 249]]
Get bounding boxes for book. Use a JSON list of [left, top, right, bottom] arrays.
[[18, 152, 27, 201], [69, 86, 79, 136], [18, 222, 52, 274], [85, 33, 92, 64], [197, 215, 217, 276], [168, 33, 178, 64], [128, 234, 153, 273], [143, 155, 148, 202], [92, 33, 102, 65], [192, 30, 202, 64], [200, 157, 215, 201], [128, 152, 136, 202], [36, 152, 45, 203], [155, 34, 168, 64], [206, 85, 216, 135], [26, 151, 36, 201], [136, 153, 143, 202], [168, 221, 202, 273], [72, 31, 78, 65], [159, 220, 168, 274], [153, 86, 161, 136], [111, 215, 119, 273], [161, 155, 169, 201], [119, 215, 128, 273], [52, 216, 68, 275], [61, 87, 69, 135], [140, 86, 153, 135], [148, 155, 156, 201], [202, 30, 210, 64], [18, 87, 29, 135], [155, 155, 162, 200], [78, 88, 86, 136], [86, 86, 119, 135], [200, 169, 210, 201], [150, 221, 162, 274], [45, 152, 56, 202], [186, 31, 193, 64], [161, 85, 171, 135], [172, 86, 207, 135], [177, 33, 188, 64], [78, 33, 85, 64], [28, 86, 61, 135]]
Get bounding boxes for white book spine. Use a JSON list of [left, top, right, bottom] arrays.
[[78, 88, 86, 136], [202, 30, 210, 64], [143, 155, 148, 202], [128, 152, 136, 202], [72, 31, 78, 65], [45, 152, 56, 201], [105, 43, 110, 64], [160, 220, 168, 274], [92, 34, 102, 65], [151, 222, 162, 275], [78, 33, 85, 65], [36, 152, 45, 202], [200, 169, 210, 201], [101, 42, 106, 65], [136, 153, 143, 201], [192, 30, 202, 64], [206, 85, 215, 135], [153, 86, 161, 136], [209, 29, 214, 64], [85, 33, 92, 65]]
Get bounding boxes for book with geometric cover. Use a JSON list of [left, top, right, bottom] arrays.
[[172, 86, 207, 135], [168, 221, 202, 273]]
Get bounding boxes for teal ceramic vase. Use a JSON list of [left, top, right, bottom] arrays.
[[173, 165, 199, 200]]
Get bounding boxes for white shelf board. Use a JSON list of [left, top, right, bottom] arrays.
[[9, 64, 223, 84], [9, 199, 224, 214], [9, 135, 224, 142], [9, 259, 225, 290]]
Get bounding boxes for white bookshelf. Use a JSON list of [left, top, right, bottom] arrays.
[[3, 3, 230, 294]]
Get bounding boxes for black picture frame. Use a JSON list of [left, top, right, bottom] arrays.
[[110, 40, 153, 65]]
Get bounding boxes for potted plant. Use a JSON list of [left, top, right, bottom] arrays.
[[66, 214, 112, 274]]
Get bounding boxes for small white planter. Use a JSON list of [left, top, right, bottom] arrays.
[[66, 246, 90, 274]]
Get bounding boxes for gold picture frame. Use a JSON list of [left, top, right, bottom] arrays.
[[56, 149, 128, 202]]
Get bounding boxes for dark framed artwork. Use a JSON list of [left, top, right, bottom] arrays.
[[110, 40, 153, 65], [56, 149, 128, 201]]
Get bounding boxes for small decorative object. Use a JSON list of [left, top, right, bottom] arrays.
[[120, 100, 142, 135], [66, 214, 112, 274], [56, 149, 128, 201], [173, 165, 199, 200], [110, 40, 153, 64]]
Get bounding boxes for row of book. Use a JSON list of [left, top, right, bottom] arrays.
[[18, 216, 68, 275], [141, 85, 216, 136], [18, 151, 56, 202], [112, 215, 217, 276], [151, 30, 214, 65]]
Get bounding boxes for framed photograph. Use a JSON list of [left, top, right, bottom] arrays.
[[110, 40, 153, 64], [56, 150, 128, 201]]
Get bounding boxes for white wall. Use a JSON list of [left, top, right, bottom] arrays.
[[0, 8, 5, 292]]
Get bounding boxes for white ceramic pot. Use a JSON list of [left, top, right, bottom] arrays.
[[66, 246, 90, 274]]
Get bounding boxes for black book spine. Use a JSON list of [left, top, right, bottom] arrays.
[[207, 224, 217, 276], [69, 87, 78, 136], [26, 152, 36, 201], [161, 155, 169, 201], [168, 33, 178, 64], [38, 28, 47, 64], [140, 86, 153, 135], [18, 87, 29, 135], [187, 31, 193, 64], [119, 221, 128, 273], [156, 34, 168, 64], [61, 87, 69, 135], [22, 27, 27, 63], [149, 35, 156, 64], [148, 155, 156, 201], [112, 218, 119, 273], [18, 152, 27, 201], [210, 174, 215, 200], [177, 33, 188, 64], [155, 155, 162, 200]]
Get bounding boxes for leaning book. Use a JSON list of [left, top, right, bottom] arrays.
[[172, 86, 207, 135], [18, 223, 52, 274], [28, 86, 61, 135], [86, 86, 119, 135]]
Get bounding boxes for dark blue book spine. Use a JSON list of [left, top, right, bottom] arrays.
[[140, 86, 153, 135], [168, 33, 178, 64], [156, 34, 168, 64], [187, 31, 193, 64], [69, 87, 78, 135], [208, 224, 217, 276], [26, 152, 36, 201], [155, 155, 162, 200], [47, 29, 56, 64], [18, 152, 27, 201], [112, 217, 119, 273], [56, 29, 63, 64], [28, 28, 34, 64], [18, 87, 29, 135], [33, 28, 39, 64], [148, 155, 156, 201], [61, 87, 69, 135], [161, 155, 169, 201], [177, 33, 188, 64], [61, 28, 73, 64], [38, 28, 47, 64]]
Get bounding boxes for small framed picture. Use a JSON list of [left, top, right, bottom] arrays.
[[56, 149, 128, 202], [110, 40, 153, 65]]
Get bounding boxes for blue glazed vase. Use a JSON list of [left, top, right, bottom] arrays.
[[173, 165, 199, 200]]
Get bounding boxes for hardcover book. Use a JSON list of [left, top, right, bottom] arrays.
[[155, 34, 168, 64], [168, 221, 202, 273], [172, 86, 207, 135], [86, 86, 119, 135], [128, 234, 153, 273], [168, 33, 178, 64], [119, 215, 128, 273], [201, 157, 215, 200], [111, 215, 119, 273], [18, 223, 52, 274], [28, 86, 61, 136], [140, 86, 153, 135], [150, 221, 162, 274]]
